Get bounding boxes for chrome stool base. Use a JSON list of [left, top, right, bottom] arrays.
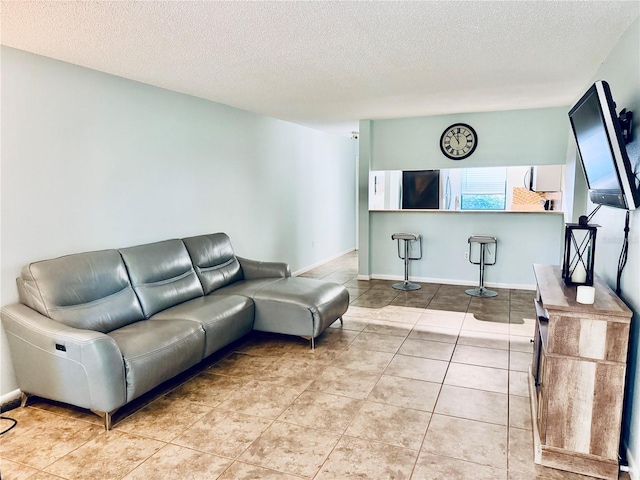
[[465, 286, 498, 298], [393, 281, 421, 291], [466, 235, 498, 298], [391, 233, 422, 292]]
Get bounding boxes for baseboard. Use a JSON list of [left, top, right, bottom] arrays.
[[626, 443, 639, 480], [292, 247, 355, 277], [291, 249, 537, 291], [370, 274, 536, 291], [0, 389, 22, 412]]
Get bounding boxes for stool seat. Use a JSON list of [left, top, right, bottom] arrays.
[[392, 233, 419, 241], [466, 235, 498, 297], [391, 232, 422, 291], [468, 235, 497, 245]]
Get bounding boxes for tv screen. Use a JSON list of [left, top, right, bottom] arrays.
[[402, 170, 440, 209], [568, 80, 639, 210]]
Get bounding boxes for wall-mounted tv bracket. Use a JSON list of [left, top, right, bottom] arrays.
[[618, 109, 633, 144]]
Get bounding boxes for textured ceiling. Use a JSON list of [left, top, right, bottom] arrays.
[[2, 1, 639, 136]]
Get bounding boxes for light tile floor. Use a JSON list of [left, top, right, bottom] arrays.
[[0, 252, 631, 479]]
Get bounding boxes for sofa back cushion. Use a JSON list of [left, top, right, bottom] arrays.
[[119, 239, 204, 318], [183, 233, 243, 295], [18, 250, 144, 332]]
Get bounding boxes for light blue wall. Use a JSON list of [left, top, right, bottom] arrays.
[[371, 107, 569, 170], [358, 121, 372, 277], [359, 107, 569, 286], [0, 47, 356, 397], [370, 211, 564, 288], [581, 18, 640, 478]]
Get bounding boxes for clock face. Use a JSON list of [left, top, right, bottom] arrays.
[[440, 123, 478, 160]]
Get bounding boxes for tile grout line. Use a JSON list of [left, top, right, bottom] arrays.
[[210, 335, 351, 480], [408, 285, 458, 480]]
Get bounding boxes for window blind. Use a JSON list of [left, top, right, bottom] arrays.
[[461, 167, 507, 195]]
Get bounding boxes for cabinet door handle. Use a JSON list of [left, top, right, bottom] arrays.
[[534, 299, 548, 322]]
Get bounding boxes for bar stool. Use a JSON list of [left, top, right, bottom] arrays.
[[466, 235, 498, 297], [391, 233, 422, 291]]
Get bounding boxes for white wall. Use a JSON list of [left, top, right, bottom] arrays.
[[577, 18, 640, 479], [0, 47, 356, 398]]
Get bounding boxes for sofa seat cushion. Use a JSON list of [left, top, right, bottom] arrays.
[[108, 318, 205, 402], [152, 294, 255, 358], [251, 277, 350, 339], [211, 278, 284, 298]]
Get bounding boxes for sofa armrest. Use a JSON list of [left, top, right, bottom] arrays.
[[1, 303, 127, 414], [237, 256, 291, 280]]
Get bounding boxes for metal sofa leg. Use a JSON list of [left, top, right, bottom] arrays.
[[91, 409, 116, 431], [339, 316, 343, 325], [300, 335, 315, 350], [104, 411, 112, 431], [20, 392, 29, 408]]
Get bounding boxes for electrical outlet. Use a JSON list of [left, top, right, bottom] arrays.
[[464, 252, 469, 260]]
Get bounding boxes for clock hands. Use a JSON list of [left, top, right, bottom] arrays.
[[452, 133, 463, 148]]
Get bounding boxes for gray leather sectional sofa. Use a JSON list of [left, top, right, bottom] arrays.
[[1, 233, 349, 429]]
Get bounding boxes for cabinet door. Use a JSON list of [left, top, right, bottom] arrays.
[[536, 348, 548, 442], [546, 357, 625, 458]]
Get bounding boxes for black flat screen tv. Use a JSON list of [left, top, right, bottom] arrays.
[[568, 80, 639, 210], [402, 170, 440, 209]]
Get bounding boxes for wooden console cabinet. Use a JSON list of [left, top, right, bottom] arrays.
[[530, 264, 632, 480]]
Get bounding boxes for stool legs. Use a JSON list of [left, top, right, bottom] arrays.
[[393, 239, 421, 291], [466, 243, 498, 297]]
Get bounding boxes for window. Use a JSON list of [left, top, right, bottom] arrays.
[[460, 167, 507, 210]]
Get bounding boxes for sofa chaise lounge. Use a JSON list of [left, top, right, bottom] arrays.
[[1, 233, 349, 429]]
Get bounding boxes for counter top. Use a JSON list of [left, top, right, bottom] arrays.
[[370, 209, 564, 214]]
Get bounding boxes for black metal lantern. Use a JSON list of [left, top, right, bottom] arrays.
[[562, 220, 599, 286]]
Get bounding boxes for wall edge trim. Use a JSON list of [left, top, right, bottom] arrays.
[[292, 247, 356, 277], [370, 274, 536, 291], [626, 442, 639, 480], [1, 389, 22, 410]]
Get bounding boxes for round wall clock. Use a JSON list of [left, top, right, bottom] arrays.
[[440, 123, 478, 160]]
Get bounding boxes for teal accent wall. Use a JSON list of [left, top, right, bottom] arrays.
[[0, 47, 356, 397]]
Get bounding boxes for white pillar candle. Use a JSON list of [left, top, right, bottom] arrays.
[[576, 285, 596, 304], [571, 262, 587, 284]]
